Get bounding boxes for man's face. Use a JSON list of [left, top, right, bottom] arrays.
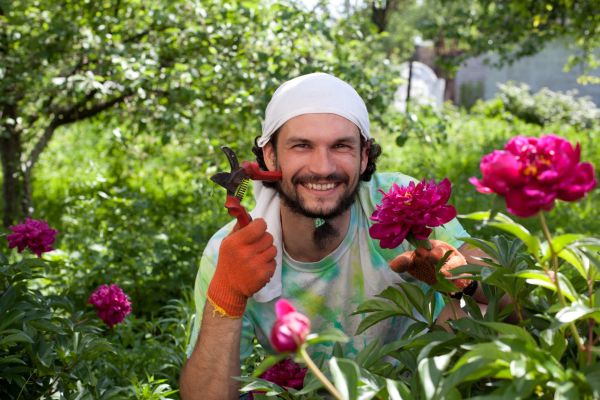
[[263, 113, 368, 219]]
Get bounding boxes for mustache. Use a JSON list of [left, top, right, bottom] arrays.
[[291, 173, 348, 185]]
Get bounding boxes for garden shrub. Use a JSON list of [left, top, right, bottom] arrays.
[[472, 82, 600, 129]]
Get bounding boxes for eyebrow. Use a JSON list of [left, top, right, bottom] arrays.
[[284, 135, 360, 145]]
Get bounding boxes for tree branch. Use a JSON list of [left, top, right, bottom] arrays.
[[26, 56, 90, 126], [25, 90, 133, 173]]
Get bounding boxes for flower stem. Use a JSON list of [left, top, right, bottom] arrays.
[[299, 345, 343, 400], [538, 211, 585, 352]]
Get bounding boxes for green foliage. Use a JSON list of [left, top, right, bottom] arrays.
[[0, 253, 120, 398], [0, 0, 400, 224], [414, 0, 599, 77], [1, 235, 193, 398], [473, 82, 600, 129]]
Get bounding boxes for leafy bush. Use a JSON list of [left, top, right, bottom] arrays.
[[472, 82, 600, 129], [1, 224, 195, 399], [0, 251, 121, 398]]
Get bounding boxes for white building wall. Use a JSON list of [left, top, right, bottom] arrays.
[[455, 38, 600, 106]]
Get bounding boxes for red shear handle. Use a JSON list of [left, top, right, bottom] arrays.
[[241, 161, 282, 181], [225, 195, 252, 228]]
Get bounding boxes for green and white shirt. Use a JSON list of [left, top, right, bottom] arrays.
[[187, 172, 469, 361]]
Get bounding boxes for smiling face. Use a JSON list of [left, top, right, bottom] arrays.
[[263, 113, 368, 219]]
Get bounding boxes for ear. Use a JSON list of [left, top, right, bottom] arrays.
[[360, 140, 369, 174], [263, 142, 277, 171]]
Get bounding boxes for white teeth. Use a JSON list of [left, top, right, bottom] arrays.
[[305, 183, 336, 191]]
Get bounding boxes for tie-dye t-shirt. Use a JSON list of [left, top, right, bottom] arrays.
[[186, 172, 469, 361]]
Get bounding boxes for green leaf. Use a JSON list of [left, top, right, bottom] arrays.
[[459, 211, 491, 221], [0, 310, 25, 332], [585, 369, 600, 397], [558, 247, 589, 281], [385, 378, 413, 400], [376, 286, 411, 313], [542, 234, 586, 263], [432, 274, 461, 294], [540, 329, 567, 360], [417, 351, 454, 398], [355, 339, 383, 368], [0, 355, 27, 366], [554, 381, 579, 400], [0, 329, 34, 346], [353, 298, 400, 314], [239, 377, 288, 396], [514, 270, 579, 302], [332, 342, 344, 358], [458, 237, 498, 260], [460, 211, 541, 256], [305, 328, 349, 346], [554, 303, 600, 325], [395, 282, 428, 317], [354, 311, 400, 335], [443, 358, 507, 393], [329, 357, 359, 400], [475, 321, 537, 347]]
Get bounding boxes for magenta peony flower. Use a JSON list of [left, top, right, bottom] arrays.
[[88, 284, 132, 327], [369, 178, 457, 249], [260, 359, 307, 390], [270, 299, 311, 353], [470, 135, 597, 218], [7, 218, 58, 257]]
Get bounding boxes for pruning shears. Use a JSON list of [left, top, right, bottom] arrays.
[[210, 146, 282, 227]]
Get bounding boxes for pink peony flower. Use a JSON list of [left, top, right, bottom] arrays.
[[270, 299, 311, 353], [88, 284, 132, 327], [369, 178, 457, 249], [260, 359, 307, 390], [470, 135, 597, 218], [7, 218, 58, 257]]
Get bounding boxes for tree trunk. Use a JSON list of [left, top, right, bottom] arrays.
[[371, 0, 397, 33], [433, 36, 460, 104], [0, 124, 25, 227]]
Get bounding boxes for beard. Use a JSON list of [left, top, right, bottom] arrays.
[[275, 172, 360, 220]]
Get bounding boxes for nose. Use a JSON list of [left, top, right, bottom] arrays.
[[307, 147, 336, 177]]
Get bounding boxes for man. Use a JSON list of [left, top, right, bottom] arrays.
[[180, 73, 487, 399]]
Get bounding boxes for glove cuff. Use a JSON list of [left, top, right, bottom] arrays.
[[207, 281, 247, 318]]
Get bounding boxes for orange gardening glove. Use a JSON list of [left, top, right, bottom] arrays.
[[389, 239, 474, 295], [207, 219, 277, 317]]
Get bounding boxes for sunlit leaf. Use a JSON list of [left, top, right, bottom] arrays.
[[554, 303, 600, 325], [305, 328, 349, 346], [514, 270, 579, 302], [329, 357, 359, 400]]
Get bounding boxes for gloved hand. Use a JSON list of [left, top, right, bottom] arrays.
[[389, 239, 474, 294], [207, 219, 277, 317]]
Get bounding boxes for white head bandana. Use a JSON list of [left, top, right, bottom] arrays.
[[257, 72, 371, 147]]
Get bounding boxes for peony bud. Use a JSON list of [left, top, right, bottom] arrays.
[[270, 299, 311, 353]]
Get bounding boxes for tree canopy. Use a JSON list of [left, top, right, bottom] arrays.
[[0, 0, 399, 226]]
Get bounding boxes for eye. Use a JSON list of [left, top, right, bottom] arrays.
[[292, 143, 309, 149], [333, 143, 353, 150]]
